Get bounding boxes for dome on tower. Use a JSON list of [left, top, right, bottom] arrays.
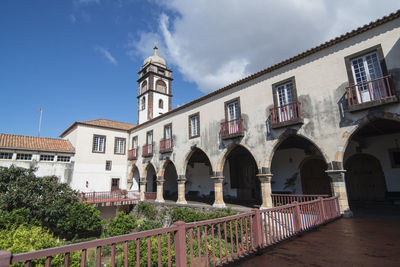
[[143, 46, 166, 68]]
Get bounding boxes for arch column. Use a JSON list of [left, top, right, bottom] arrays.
[[326, 170, 352, 216], [258, 173, 273, 209], [176, 176, 187, 204], [139, 177, 146, 201], [155, 176, 165, 203], [212, 176, 226, 208]]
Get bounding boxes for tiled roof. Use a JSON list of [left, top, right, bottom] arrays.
[[0, 133, 74, 152], [131, 10, 400, 131], [81, 119, 136, 130], [60, 119, 136, 137]]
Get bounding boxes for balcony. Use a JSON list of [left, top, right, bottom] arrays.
[[142, 143, 153, 157], [270, 101, 303, 129], [221, 118, 244, 139], [346, 75, 398, 112], [160, 138, 173, 153], [128, 148, 138, 160]]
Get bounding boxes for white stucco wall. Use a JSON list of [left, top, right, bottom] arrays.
[[63, 124, 130, 193]]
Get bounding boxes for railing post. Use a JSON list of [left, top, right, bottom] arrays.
[[0, 251, 11, 267], [252, 209, 263, 250], [293, 202, 302, 233], [173, 221, 187, 267], [93, 192, 95, 202], [319, 197, 326, 224]]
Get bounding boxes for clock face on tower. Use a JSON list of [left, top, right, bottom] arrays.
[[137, 47, 173, 125]]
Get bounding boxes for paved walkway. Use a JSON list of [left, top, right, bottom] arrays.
[[235, 218, 400, 267]]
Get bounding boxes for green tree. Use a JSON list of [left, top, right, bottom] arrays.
[[106, 212, 137, 237]]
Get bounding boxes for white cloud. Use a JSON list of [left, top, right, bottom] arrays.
[[95, 46, 118, 65], [76, 0, 100, 5], [132, 0, 400, 93]]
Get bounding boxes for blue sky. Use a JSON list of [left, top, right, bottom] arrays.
[[0, 0, 398, 138]]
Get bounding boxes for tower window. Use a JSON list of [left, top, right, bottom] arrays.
[[141, 97, 146, 110], [156, 80, 167, 93], [159, 99, 164, 109], [141, 80, 148, 94]]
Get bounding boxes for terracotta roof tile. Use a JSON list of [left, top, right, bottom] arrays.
[[0, 134, 74, 152], [81, 119, 136, 131]]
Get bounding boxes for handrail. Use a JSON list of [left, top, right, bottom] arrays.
[[220, 118, 243, 138], [4, 196, 341, 267], [270, 101, 301, 125], [142, 143, 153, 156], [346, 75, 394, 107]]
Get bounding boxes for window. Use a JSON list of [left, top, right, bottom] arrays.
[[141, 80, 148, 94], [40, 155, 54, 161], [93, 135, 106, 153], [189, 113, 200, 138], [141, 97, 146, 110], [57, 156, 71, 162], [114, 137, 126, 154], [0, 152, 12, 159], [156, 79, 167, 93], [16, 153, 32, 160], [146, 131, 153, 145], [226, 99, 240, 121], [344, 45, 392, 106], [164, 124, 172, 139], [106, 160, 112, 171], [271, 77, 300, 125], [159, 99, 164, 109], [132, 136, 138, 149], [389, 149, 400, 168]]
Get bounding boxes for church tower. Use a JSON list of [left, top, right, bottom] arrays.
[[137, 46, 173, 125]]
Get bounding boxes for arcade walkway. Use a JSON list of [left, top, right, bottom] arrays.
[[234, 218, 400, 266]]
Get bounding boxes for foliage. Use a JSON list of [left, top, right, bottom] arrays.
[[57, 202, 104, 240], [0, 225, 81, 266], [0, 208, 40, 230], [106, 212, 137, 237], [136, 202, 157, 220], [137, 219, 162, 232], [170, 207, 237, 223], [0, 166, 79, 234], [115, 233, 175, 267]]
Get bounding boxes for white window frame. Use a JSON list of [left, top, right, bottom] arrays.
[[93, 135, 106, 153], [189, 113, 200, 138], [114, 137, 126, 155]]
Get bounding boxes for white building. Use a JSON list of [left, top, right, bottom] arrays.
[[2, 11, 400, 215], [0, 134, 74, 183]]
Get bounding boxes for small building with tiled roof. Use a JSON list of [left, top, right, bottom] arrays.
[[60, 118, 135, 193], [0, 134, 75, 184]]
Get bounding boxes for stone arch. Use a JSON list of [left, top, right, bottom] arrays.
[[182, 146, 214, 176], [141, 80, 148, 93], [128, 163, 140, 191], [216, 143, 261, 174], [336, 111, 400, 163], [141, 162, 158, 179], [159, 159, 179, 201], [264, 131, 329, 170], [143, 162, 157, 193]]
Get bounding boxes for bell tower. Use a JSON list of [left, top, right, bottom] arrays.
[[137, 46, 173, 125]]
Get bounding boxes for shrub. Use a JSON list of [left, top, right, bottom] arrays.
[[136, 202, 157, 220], [107, 212, 137, 237], [57, 202, 104, 240], [171, 207, 207, 223], [0, 208, 40, 230], [137, 219, 162, 232], [0, 225, 80, 266]]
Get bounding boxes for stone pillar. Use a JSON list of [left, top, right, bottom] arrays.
[[139, 178, 146, 201], [258, 173, 273, 209], [211, 176, 226, 208], [176, 177, 187, 204], [155, 177, 165, 203], [326, 170, 352, 216]]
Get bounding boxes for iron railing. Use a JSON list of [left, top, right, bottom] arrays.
[[128, 148, 138, 160], [271, 194, 329, 207], [80, 190, 140, 205], [346, 75, 395, 107], [2, 196, 340, 266], [270, 101, 302, 126], [221, 118, 244, 138], [160, 138, 173, 153], [142, 143, 153, 157]]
